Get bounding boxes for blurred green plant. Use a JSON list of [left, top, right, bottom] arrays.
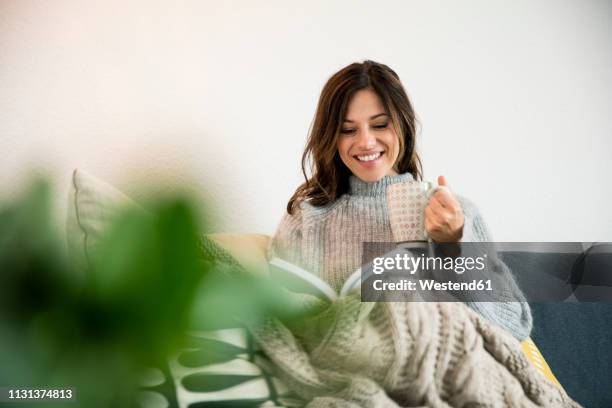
[[0, 178, 300, 408]]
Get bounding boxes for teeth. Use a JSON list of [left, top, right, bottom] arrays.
[[357, 152, 382, 162]]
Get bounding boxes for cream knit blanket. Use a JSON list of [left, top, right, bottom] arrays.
[[247, 292, 581, 407]]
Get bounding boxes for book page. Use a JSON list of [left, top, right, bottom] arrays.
[[268, 257, 337, 301]]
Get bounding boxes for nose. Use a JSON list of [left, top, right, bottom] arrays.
[[355, 128, 376, 150]]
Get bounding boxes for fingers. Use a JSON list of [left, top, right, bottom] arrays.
[[426, 199, 452, 225], [431, 188, 460, 212], [425, 205, 442, 231], [425, 203, 464, 242], [427, 195, 445, 216], [426, 176, 465, 242], [436, 175, 454, 201], [424, 206, 440, 236], [437, 175, 447, 187]]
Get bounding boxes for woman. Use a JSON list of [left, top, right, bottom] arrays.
[[269, 60, 532, 340]]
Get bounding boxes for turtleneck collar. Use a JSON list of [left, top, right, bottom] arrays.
[[348, 172, 415, 197]]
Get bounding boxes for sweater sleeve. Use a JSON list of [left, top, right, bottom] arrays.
[[268, 208, 305, 268], [454, 196, 533, 341]]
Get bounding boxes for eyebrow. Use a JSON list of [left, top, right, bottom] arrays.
[[343, 113, 388, 123]]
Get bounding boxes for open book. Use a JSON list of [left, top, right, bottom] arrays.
[[268, 243, 432, 301], [268, 257, 363, 301]]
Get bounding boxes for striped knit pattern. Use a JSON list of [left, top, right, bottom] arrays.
[[269, 172, 533, 341]]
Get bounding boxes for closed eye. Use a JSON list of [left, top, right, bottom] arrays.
[[373, 123, 388, 129], [340, 123, 388, 134]]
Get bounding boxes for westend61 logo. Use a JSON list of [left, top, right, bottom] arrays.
[[371, 252, 488, 275]]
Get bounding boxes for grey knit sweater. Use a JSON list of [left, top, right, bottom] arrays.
[[268, 172, 533, 341]]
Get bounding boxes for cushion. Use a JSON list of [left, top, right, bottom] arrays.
[[207, 233, 271, 276], [521, 337, 562, 388], [168, 328, 301, 407], [66, 168, 143, 269]]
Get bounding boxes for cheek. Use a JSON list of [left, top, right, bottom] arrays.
[[384, 132, 400, 159], [337, 139, 350, 160]]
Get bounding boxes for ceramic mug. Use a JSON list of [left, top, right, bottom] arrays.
[[386, 181, 446, 242]]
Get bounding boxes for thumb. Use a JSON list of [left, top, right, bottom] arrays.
[[437, 175, 448, 187]]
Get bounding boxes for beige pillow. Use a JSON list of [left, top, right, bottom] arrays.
[[66, 169, 143, 269], [207, 233, 271, 276]]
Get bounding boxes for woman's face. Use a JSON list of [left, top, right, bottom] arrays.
[[337, 88, 400, 183]]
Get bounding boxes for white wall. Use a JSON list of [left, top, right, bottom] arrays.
[[1, 0, 611, 241]]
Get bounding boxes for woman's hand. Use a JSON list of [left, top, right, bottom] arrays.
[[425, 176, 465, 242]]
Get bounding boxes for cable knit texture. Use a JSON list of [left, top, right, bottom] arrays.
[[269, 172, 532, 340], [247, 293, 580, 407]]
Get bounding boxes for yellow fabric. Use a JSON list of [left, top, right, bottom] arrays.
[[521, 337, 564, 389], [209, 233, 564, 391], [207, 233, 271, 277]]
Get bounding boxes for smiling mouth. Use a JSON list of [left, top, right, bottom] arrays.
[[355, 151, 383, 162]]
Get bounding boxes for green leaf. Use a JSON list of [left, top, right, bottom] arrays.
[[181, 373, 262, 393]]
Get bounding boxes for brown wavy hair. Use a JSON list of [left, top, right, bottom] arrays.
[[287, 60, 422, 214]]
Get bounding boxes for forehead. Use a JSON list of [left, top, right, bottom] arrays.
[[344, 89, 386, 122]]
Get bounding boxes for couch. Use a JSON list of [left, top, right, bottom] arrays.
[[67, 168, 610, 407]]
